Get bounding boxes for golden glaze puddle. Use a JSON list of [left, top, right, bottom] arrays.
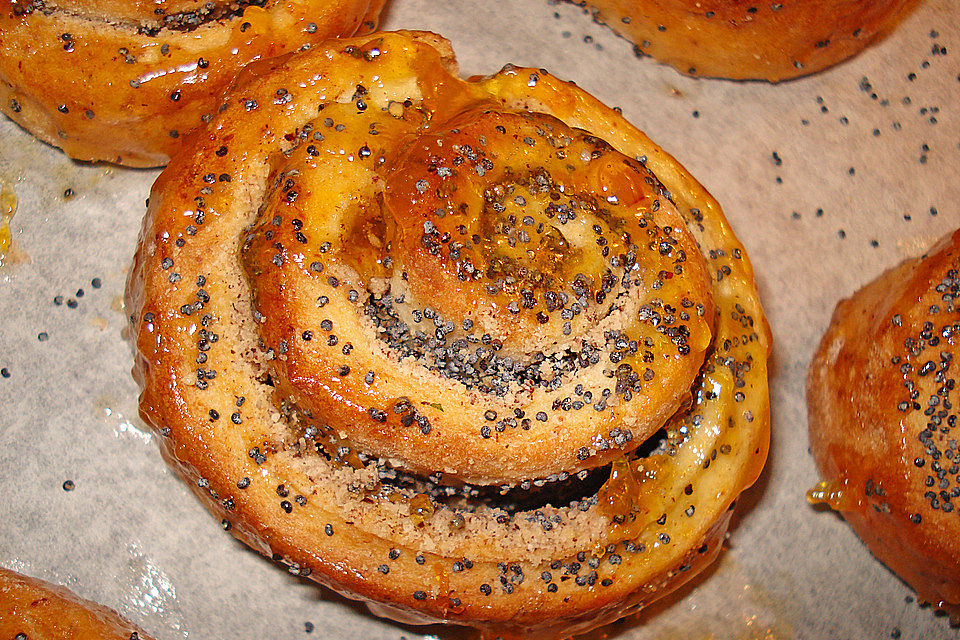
[[806, 478, 861, 512], [0, 182, 22, 268]]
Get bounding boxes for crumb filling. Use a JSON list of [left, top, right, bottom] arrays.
[[268, 386, 692, 565], [282, 381, 683, 547]]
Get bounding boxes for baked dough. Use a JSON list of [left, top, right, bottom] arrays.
[[808, 228, 960, 617], [577, 0, 918, 81], [0, 567, 155, 639], [127, 30, 771, 637], [0, 0, 385, 166]]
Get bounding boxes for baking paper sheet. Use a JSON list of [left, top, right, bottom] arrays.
[[1, 1, 958, 638]]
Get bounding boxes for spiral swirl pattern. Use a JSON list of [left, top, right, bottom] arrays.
[[0, 0, 385, 166], [128, 31, 770, 638]]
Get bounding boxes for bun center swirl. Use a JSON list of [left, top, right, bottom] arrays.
[[240, 100, 714, 485]]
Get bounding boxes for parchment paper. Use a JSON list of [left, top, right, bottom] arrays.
[[1, 1, 958, 638]]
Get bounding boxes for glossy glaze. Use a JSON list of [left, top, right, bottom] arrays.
[[126, 31, 771, 638], [0, 0, 386, 166], [808, 228, 960, 618], [0, 182, 16, 265], [0, 567, 156, 640], [579, 0, 918, 81]]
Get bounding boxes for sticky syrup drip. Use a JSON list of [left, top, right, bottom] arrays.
[[0, 184, 18, 267], [806, 479, 860, 511], [597, 455, 664, 541], [408, 493, 436, 525]]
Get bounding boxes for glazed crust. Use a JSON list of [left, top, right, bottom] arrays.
[[577, 0, 918, 81], [126, 30, 771, 637], [0, 567, 155, 640], [0, 0, 385, 167], [808, 228, 960, 615]]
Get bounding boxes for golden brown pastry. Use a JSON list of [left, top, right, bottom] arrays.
[[126, 30, 771, 638], [0, 0, 385, 167], [576, 0, 917, 81], [808, 228, 960, 618], [0, 567, 156, 639]]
